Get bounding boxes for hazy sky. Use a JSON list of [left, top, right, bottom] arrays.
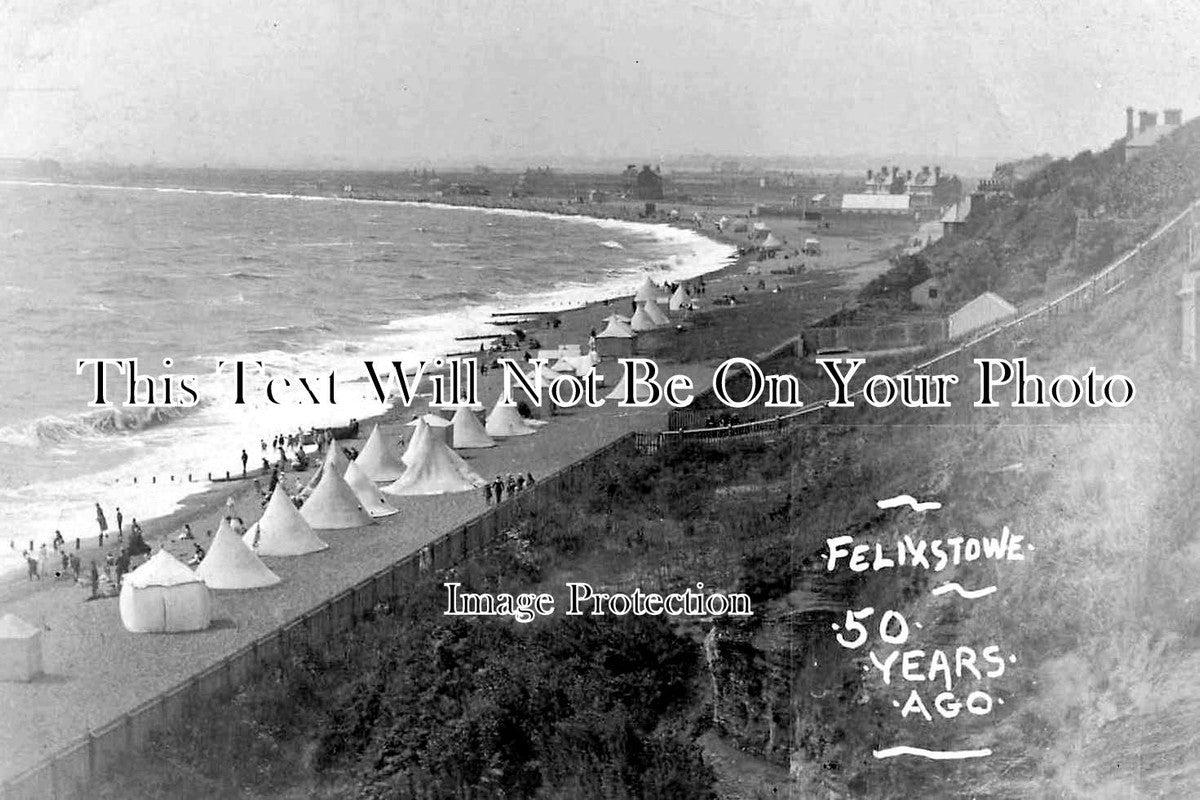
[[1, 0, 1198, 168]]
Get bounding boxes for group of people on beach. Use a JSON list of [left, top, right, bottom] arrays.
[[483, 472, 536, 506]]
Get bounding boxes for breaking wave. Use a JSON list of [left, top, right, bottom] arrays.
[[0, 403, 204, 447]]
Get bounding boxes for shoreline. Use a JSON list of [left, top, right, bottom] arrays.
[[0, 179, 745, 582]]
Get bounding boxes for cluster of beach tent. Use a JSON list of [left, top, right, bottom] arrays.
[[117, 401, 549, 634], [114, 271, 695, 635], [595, 275, 692, 360]]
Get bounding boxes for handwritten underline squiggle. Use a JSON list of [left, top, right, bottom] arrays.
[[930, 582, 997, 599], [876, 494, 942, 511], [874, 746, 993, 760]]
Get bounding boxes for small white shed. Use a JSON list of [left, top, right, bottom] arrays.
[[0, 613, 42, 682]]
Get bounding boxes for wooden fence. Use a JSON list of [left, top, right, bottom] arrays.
[[0, 434, 638, 800]]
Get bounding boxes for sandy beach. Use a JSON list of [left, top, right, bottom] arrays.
[[0, 201, 908, 784]]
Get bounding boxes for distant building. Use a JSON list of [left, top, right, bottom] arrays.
[[907, 165, 961, 209], [941, 195, 974, 236], [841, 193, 911, 214], [910, 277, 945, 310], [864, 166, 906, 195], [1124, 106, 1184, 162], [633, 165, 663, 201], [948, 291, 1017, 340]]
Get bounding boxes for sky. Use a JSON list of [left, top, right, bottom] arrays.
[[1, 0, 1198, 169]]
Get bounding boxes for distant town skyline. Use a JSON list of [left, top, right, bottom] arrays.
[[2, 0, 1198, 170]]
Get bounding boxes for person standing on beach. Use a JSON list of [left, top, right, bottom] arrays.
[[494, 476, 505, 503], [25, 552, 38, 581], [89, 561, 99, 598], [95, 503, 107, 535], [241, 449, 249, 476], [115, 507, 123, 536], [38, 543, 49, 578], [526, 472, 535, 488], [483, 482, 493, 506]]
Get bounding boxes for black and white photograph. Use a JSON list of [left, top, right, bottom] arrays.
[[1, 1, 1199, 797]]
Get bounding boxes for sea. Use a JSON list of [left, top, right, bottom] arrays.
[[0, 179, 735, 574]]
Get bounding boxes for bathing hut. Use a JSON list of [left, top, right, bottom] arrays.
[[0, 614, 42, 682], [119, 549, 212, 634]]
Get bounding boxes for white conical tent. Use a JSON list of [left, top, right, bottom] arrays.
[[243, 483, 328, 556], [452, 406, 496, 448], [634, 276, 658, 302], [761, 232, 785, 251], [383, 426, 484, 495], [644, 299, 670, 326], [344, 460, 400, 518], [606, 372, 658, 403], [0, 614, 42, 682], [550, 355, 577, 373], [669, 284, 689, 310], [402, 415, 452, 465], [597, 317, 636, 339], [328, 438, 352, 476], [485, 397, 539, 437], [630, 302, 660, 332], [299, 448, 374, 530], [602, 313, 631, 324], [355, 425, 405, 482], [119, 549, 212, 634], [570, 355, 596, 377], [196, 519, 281, 590]]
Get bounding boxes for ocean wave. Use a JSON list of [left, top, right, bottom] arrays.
[[248, 322, 332, 336], [224, 270, 273, 280], [600, 240, 624, 250], [0, 403, 204, 447]]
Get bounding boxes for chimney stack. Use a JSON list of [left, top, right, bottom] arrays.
[[1165, 108, 1183, 126], [1138, 110, 1157, 133], [934, 165, 942, 181], [1126, 106, 1135, 139], [867, 169, 873, 180]]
